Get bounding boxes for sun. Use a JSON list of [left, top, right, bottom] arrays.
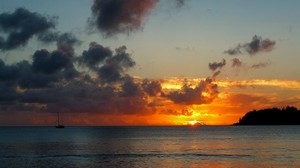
[[188, 120, 201, 126]]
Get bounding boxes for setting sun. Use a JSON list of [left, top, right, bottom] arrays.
[[188, 120, 201, 126]]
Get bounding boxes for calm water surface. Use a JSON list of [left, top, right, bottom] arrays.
[[0, 126, 299, 168]]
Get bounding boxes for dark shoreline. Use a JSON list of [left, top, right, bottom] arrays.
[[234, 106, 300, 125]]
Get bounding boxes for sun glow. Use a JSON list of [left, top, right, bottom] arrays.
[[188, 120, 201, 126]]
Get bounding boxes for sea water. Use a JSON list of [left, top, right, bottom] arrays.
[[0, 126, 299, 168]]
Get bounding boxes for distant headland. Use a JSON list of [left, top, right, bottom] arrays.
[[234, 106, 300, 125]]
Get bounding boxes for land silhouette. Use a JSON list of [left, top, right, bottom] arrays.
[[234, 106, 300, 125]]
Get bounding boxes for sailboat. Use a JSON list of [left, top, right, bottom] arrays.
[[55, 111, 64, 128]]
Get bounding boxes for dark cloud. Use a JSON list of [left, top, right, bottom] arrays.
[[142, 79, 162, 96], [0, 82, 18, 102], [212, 70, 221, 79], [225, 35, 276, 56], [78, 43, 135, 83], [120, 77, 144, 97], [209, 59, 226, 71], [245, 35, 276, 55], [32, 49, 73, 74], [0, 8, 56, 51], [89, 0, 158, 37], [0, 58, 78, 90], [38, 32, 80, 57], [251, 62, 270, 69], [1, 42, 222, 121], [89, 0, 188, 37], [208, 58, 226, 84], [18, 76, 153, 115], [97, 64, 122, 83], [167, 78, 218, 105], [0, 16, 81, 89], [19, 79, 116, 113], [224, 44, 242, 55], [0, 42, 145, 115], [96, 45, 136, 83], [231, 58, 243, 67], [38, 32, 79, 45], [17, 60, 63, 89], [32, 32, 80, 75], [79, 42, 112, 68], [0, 59, 18, 81], [0, 61, 150, 115]]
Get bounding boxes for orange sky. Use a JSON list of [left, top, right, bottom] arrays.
[[1, 78, 299, 126]]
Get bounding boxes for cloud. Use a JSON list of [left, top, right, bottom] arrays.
[[0, 59, 18, 81], [208, 59, 226, 79], [160, 108, 193, 116], [0, 8, 56, 51], [167, 77, 218, 105], [0, 82, 18, 102], [216, 79, 300, 90], [142, 79, 163, 96], [89, 0, 158, 37], [251, 62, 271, 69], [17, 60, 70, 89], [0, 40, 155, 117], [32, 49, 73, 74], [79, 42, 113, 68], [230, 59, 271, 71], [32, 33, 80, 75], [96, 45, 136, 83], [20, 79, 117, 113], [0, 66, 151, 116], [231, 58, 243, 67], [224, 45, 242, 55], [209, 58, 226, 71], [38, 32, 79, 45], [0, 21, 81, 90], [225, 35, 276, 56], [161, 58, 223, 106], [0, 57, 79, 90], [78, 43, 135, 83], [18, 75, 159, 115], [244, 35, 276, 55], [120, 77, 144, 97], [224, 36, 274, 73], [88, 0, 188, 37]]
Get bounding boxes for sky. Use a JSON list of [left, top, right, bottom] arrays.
[[0, 0, 300, 126]]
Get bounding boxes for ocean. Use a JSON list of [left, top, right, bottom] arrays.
[[0, 126, 299, 168]]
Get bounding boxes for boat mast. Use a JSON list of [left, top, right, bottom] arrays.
[[57, 111, 60, 125]]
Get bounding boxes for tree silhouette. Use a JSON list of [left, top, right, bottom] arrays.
[[234, 106, 300, 125]]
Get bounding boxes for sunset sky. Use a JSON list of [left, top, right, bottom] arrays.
[[0, 0, 300, 126]]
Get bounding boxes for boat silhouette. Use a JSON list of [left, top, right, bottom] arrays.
[[55, 111, 64, 128]]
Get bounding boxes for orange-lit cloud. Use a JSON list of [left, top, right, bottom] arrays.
[[217, 79, 300, 90], [4, 77, 299, 126]]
